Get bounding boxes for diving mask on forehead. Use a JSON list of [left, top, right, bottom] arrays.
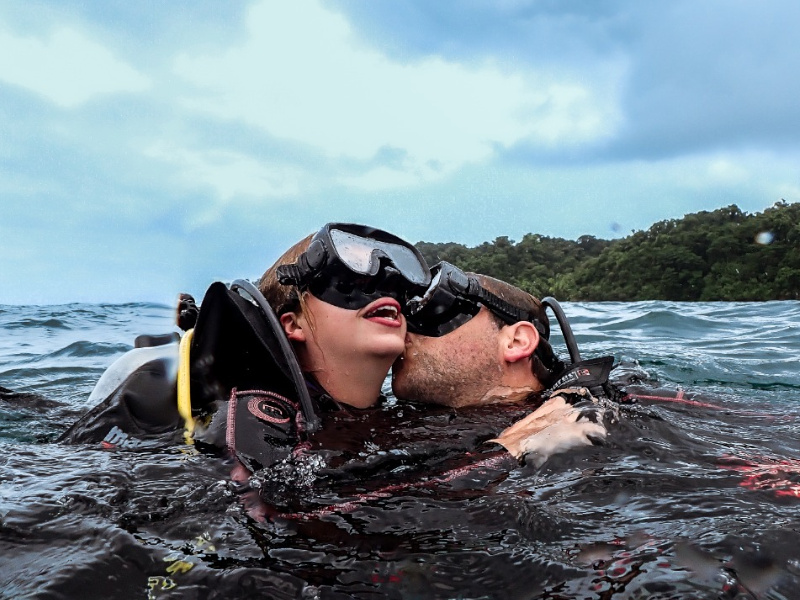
[[276, 223, 431, 310], [405, 261, 549, 338]]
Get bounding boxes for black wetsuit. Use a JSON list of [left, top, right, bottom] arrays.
[[58, 282, 326, 471]]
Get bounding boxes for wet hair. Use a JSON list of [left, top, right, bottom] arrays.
[[472, 273, 565, 388], [258, 234, 314, 316]]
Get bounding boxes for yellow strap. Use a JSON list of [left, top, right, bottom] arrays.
[[177, 328, 195, 445]]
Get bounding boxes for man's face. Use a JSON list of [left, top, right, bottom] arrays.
[[391, 308, 503, 407]]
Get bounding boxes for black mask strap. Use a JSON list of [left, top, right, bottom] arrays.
[[466, 279, 548, 337]]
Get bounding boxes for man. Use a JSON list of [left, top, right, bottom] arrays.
[[393, 262, 616, 466]]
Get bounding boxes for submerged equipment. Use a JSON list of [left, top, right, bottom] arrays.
[[405, 261, 549, 338], [277, 223, 431, 311], [59, 277, 322, 463]]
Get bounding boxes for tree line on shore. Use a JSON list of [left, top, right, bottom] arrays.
[[415, 201, 800, 301]]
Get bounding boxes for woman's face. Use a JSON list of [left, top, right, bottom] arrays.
[[289, 293, 407, 367]]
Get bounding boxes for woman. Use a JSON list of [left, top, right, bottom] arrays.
[[230, 223, 431, 518], [58, 223, 431, 467]]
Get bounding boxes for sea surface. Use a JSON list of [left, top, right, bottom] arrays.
[[1, 300, 799, 599]]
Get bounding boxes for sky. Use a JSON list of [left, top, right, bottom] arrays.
[[1, 0, 799, 304]]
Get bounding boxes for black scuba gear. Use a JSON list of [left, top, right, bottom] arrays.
[[540, 297, 617, 399], [542, 296, 581, 364], [276, 223, 431, 311], [60, 280, 327, 469], [58, 339, 182, 446], [547, 355, 616, 400], [406, 261, 548, 338], [229, 279, 318, 431], [176, 293, 199, 332]]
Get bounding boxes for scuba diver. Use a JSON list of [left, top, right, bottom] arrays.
[[395, 262, 618, 466], [59, 223, 432, 475]]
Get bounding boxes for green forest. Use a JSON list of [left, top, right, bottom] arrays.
[[415, 201, 800, 301]]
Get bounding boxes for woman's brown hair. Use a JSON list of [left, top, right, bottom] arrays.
[[258, 234, 314, 316]]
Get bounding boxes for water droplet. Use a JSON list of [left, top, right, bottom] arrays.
[[755, 231, 774, 245]]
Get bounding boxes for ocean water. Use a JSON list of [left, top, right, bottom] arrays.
[[1, 300, 800, 599]]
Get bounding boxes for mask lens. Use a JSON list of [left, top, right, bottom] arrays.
[[417, 269, 443, 306], [310, 271, 407, 311], [279, 223, 431, 312], [406, 265, 481, 336], [329, 228, 429, 286], [329, 229, 376, 273]]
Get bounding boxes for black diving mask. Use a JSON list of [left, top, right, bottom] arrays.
[[276, 223, 431, 311], [405, 261, 548, 338]]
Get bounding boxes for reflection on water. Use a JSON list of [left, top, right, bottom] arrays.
[[1, 301, 800, 598]]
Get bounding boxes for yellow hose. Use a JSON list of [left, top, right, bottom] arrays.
[[177, 328, 195, 445]]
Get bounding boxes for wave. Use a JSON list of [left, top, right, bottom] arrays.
[[0, 317, 72, 330], [35, 341, 131, 360], [588, 310, 738, 339], [0, 303, 173, 331]]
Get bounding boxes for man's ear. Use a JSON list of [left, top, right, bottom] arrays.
[[502, 321, 540, 363], [280, 312, 306, 342]]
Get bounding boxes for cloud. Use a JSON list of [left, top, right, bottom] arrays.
[[0, 26, 150, 107], [144, 141, 303, 204], [706, 159, 750, 186], [334, 1, 800, 163], [172, 0, 621, 191], [330, 0, 625, 66], [608, 1, 800, 158]]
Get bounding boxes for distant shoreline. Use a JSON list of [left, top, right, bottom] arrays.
[[416, 201, 800, 302]]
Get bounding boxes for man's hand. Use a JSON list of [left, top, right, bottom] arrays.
[[491, 392, 607, 467]]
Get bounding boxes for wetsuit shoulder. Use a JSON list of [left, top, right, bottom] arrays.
[[189, 281, 319, 469], [548, 355, 617, 401], [58, 341, 180, 446]]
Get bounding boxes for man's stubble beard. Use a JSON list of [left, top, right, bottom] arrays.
[[392, 344, 503, 408]]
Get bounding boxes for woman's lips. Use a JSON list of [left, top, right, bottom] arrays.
[[362, 299, 402, 328]]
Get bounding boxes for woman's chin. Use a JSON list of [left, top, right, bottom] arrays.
[[365, 339, 406, 361]]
